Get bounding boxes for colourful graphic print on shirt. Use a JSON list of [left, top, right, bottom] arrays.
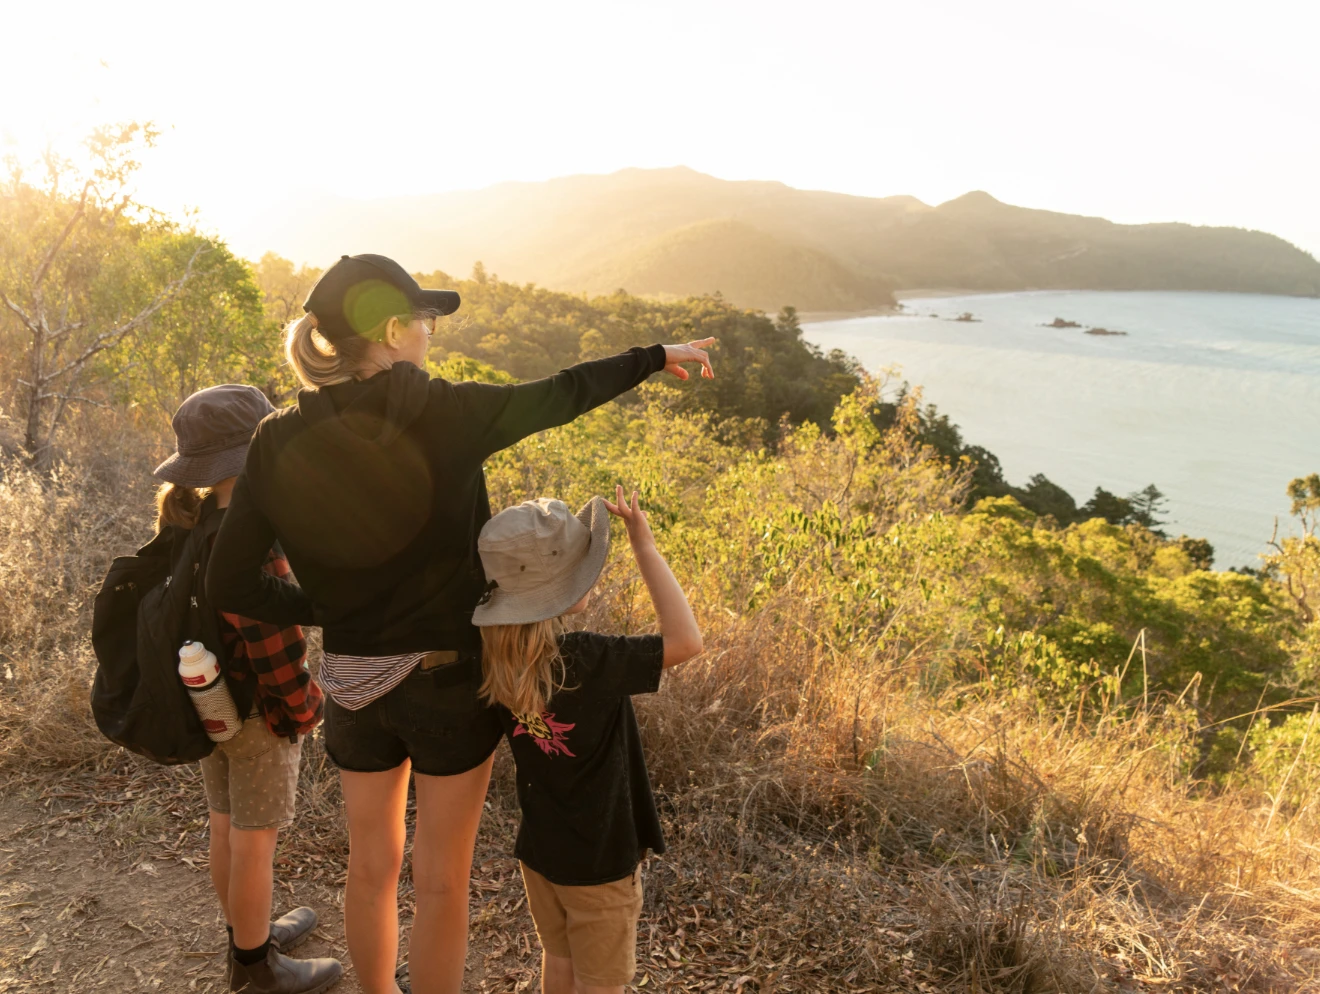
[[512, 710, 576, 757]]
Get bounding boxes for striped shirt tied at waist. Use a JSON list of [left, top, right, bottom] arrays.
[[320, 649, 468, 710]]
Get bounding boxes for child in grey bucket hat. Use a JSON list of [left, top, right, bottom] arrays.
[[154, 383, 274, 489], [474, 486, 703, 991], [153, 383, 342, 994]]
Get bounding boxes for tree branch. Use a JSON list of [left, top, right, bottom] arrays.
[[0, 290, 38, 335], [43, 320, 87, 344], [32, 181, 91, 292], [39, 243, 208, 385]]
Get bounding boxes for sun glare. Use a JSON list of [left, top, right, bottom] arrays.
[[2, 0, 1317, 261]]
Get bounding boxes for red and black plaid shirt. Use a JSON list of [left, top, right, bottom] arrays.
[[218, 551, 324, 739]]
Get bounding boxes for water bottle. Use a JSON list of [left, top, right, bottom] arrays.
[[178, 641, 241, 743]]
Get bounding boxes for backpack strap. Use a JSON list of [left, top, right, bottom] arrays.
[[181, 496, 227, 653]]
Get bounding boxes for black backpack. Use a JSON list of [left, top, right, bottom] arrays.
[[90, 498, 232, 765]]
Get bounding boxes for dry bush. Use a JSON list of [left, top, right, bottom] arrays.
[[0, 404, 165, 768], [606, 566, 1320, 990]]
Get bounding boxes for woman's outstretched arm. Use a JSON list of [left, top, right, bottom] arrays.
[[452, 340, 714, 459]]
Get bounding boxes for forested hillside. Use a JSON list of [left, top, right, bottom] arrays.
[[237, 166, 1320, 311]]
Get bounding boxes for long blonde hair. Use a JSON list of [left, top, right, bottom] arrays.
[[479, 618, 566, 717], [155, 482, 206, 530]]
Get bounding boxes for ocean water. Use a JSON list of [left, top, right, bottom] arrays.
[[802, 291, 1320, 568]]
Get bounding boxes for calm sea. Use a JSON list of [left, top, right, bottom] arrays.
[[802, 291, 1320, 568]]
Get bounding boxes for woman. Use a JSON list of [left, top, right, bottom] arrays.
[[207, 253, 714, 994]]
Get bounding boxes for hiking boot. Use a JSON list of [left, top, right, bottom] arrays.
[[270, 907, 318, 952], [229, 944, 342, 993], [226, 908, 318, 984]]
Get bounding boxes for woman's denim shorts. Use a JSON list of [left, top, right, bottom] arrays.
[[323, 652, 501, 777]]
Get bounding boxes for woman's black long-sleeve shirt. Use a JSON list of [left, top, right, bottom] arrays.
[[207, 346, 667, 655]]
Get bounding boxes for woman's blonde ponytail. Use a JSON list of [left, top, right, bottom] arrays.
[[285, 313, 369, 389]]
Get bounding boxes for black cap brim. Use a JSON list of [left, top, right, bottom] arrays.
[[418, 289, 461, 316]]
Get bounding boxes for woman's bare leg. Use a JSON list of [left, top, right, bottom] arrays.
[[341, 761, 411, 994], [408, 755, 494, 994]]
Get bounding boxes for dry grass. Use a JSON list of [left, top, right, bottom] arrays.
[[0, 405, 167, 769], [619, 585, 1320, 991], [5, 408, 1320, 992]]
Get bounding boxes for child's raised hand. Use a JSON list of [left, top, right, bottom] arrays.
[[604, 485, 655, 549]]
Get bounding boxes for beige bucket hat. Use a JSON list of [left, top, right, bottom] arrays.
[[472, 496, 611, 627]]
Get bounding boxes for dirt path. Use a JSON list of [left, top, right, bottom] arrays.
[[0, 748, 932, 994], [0, 789, 540, 993]]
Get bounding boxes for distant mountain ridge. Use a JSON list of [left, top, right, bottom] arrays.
[[241, 167, 1320, 312]]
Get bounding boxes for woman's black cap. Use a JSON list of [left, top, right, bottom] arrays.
[[303, 253, 461, 342]]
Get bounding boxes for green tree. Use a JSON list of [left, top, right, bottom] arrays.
[[1176, 536, 1216, 571], [1266, 474, 1320, 624], [254, 251, 322, 330], [1128, 483, 1170, 536], [114, 236, 272, 418], [252, 252, 323, 401], [1080, 487, 1134, 526], [0, 124, 203, 469], [1019, 473, 1080, 524]]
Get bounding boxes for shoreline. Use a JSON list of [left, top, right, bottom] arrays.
[[797, 289, 981, 323], [794, 305, 899, 323], [801, 287, 1320, 324], [892, 287, 987, 301]]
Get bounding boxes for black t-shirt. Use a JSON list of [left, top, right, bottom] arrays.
[[498, 631, 666, 886]]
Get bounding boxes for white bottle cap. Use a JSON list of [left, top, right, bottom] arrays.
[[178, 641, 220, 689], [179, 641, 207, 665]]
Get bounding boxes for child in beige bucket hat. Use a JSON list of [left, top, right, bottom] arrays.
[[474, 486, 703, 994]]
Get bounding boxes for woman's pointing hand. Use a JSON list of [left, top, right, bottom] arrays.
[[662, 338, 716, 380]]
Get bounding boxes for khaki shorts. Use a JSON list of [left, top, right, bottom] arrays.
[[520, 862, 643, 987], [199, 716, 301, 830]]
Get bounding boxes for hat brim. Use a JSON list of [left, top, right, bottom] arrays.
[[417, 289, 461, 316], [153, 444, 249, 489], [472, 496, 611, 626]]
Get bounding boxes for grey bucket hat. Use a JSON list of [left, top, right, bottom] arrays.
[[472, 497, 611, 626], [153, 384, 274, 488]]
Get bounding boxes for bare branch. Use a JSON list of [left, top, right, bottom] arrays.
[[0, 290, 38, 335], [43, 320, 86, 344], [39, 242, 208, 385], [32, 181, 92, 292], [34, 389, 110, 409]]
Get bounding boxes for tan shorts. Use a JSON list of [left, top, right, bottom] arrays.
[[520, 862, 643, 987], [199, 716, 301, 830]]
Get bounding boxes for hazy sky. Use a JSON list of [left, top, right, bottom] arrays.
[[3, 0, 1317, 263]]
